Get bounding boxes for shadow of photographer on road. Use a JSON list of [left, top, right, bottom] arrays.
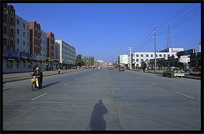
[[90, 100, 108, 131]]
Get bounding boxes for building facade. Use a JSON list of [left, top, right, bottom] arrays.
[[55, 40, 76, 69], [3, 4, 19, 73], [46, 32, 56, 70], [39, 30, 48, 71], [15, 15, 31, 72], [3, 3, 76, 73], [132, 48, 184, 68], [118, 54, 129, 68]]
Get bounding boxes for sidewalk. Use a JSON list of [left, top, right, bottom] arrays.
[[3, 69, 87, 83], [129, 69, 201, 80]]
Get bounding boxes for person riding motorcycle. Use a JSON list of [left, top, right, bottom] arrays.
[[31, 67, 43, 88]]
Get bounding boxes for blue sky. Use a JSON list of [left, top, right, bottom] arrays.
[[9, 3, 201, 63]]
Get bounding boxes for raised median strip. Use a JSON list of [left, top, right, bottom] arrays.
[[3, 69, 87, 83]]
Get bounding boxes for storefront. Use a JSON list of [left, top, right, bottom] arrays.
[[3, 49, 20, 73], [39, 56, 47, 71], [30, 54, 40, 71], [20, 52, 32, 72]]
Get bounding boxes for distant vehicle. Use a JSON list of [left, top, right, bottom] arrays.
[[98, 67, 100, 70], [108, 65, 114, 70], [119, 66, 125, 71], [163, 67, 184, 78]]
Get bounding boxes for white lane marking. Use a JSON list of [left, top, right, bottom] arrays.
[[176, 92, 195, 99], [31, 93, 47, 101], [64, 83, 69, 86], [149, 82, 156, 85]]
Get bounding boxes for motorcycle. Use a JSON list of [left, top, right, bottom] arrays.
[[31, 75, 42, 91]]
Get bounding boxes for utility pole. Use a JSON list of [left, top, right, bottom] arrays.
[[167, 24, 171, 49], [154, 28, 157, 72], [128, 47, 133, 69]]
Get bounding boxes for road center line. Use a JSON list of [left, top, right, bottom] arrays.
[[176, 92, 195, 99], [31, 93, 47, 101], [149, 82, 156, 85], [64, 83, 69, 86]]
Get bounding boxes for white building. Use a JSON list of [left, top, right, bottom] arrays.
[[118, 54, 129, 65], [132, 48, 184, 68], [199, 42, 201, 52], [55, 40, 76, 68], [97, 59, 105, 63]]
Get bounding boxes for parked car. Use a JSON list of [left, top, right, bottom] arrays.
[[163, 67, 184, 78], [119, 66, 125, 71]]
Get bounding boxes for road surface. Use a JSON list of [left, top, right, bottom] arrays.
[[3, 68, 201, 131]]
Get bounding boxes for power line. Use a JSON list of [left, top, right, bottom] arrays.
[[134, 31, 153, 50], [157, 7, 200, 36], [156, 3, 193, 30], [133, 3, 200, 52]]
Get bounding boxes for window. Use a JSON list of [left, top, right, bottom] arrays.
[[23, 23, 25, 30], [17, 61, 20, 69], [151, 54, 153, 57], [17, 49, 19, 51], [23, 32, 25, 37], [168, 54, 170, 57], [17, 29, 19, 34], [136, 54, 139, 57], [27, 42, 29, 47], [23, 41, 25, 46], [17, 19, 19, 25], [141, 59, 143, 62], [28, 62, 32, 68], [159, 54, 162, 57], [141, 54, 143, 57], [6, 60, 13, 68], [146, 54, 148, 57], [136, 59, 139, 62], [23, 50, 25, 53], [17, 39, 19, 44], [164, 54, 166, 57], [23, 61, 26, 68]]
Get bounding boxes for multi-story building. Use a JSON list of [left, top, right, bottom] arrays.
[[55, 40, 76, 69], [46, 32, 55, 70], [3, 3, 76, 73], [39, 30, 48, 71], [132, 47, 184, 68], [3, 4, 18, 73], [118, 54, 129, 67], [29, 21, 42, 70], [15, 15, 31, 72], [3, 3, 15, 51]]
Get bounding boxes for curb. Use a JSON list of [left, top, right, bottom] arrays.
[[3, 69, 86, 83], [128, 69, 200, 80]]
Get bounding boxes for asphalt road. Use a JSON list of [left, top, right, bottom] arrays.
[[3, 68, 201, 131]]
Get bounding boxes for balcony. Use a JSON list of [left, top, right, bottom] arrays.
[[3, 21, 7, 27], [9, 36, 13, 41], [3, 33, 7, 39], [10, 24, 13, 29]]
